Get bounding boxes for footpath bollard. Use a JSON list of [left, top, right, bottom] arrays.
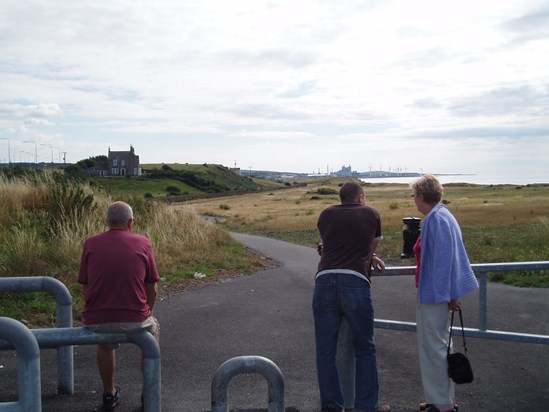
[[211, 355, 285, 412]]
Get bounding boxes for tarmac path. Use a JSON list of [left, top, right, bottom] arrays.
[[1, 233, 548, 411]]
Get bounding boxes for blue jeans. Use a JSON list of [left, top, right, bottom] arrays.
[[313, 272, 379, 411], [337, 316, 356, 409]]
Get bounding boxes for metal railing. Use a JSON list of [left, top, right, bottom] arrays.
[[0, 317, 41, 412], [0, 277, 161, 412], [376, 261, 549, 345], [0, 322, 161, 412], [0, 276, 73, 394]]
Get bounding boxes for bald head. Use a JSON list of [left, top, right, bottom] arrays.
[[106, 201, 133, 229]]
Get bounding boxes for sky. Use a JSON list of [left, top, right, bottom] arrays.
[[1, 0, 548, 182]]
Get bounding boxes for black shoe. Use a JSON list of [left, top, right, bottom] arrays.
[[102, 386, 121, 411]]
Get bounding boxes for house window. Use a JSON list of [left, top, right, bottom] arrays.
[[121, 160, 126, 167], [113, 159, 118, 166], [133, 168, 138, 175], [112, 168, 119, 175]]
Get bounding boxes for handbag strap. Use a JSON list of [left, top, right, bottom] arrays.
[[447, 308, 468, 356]]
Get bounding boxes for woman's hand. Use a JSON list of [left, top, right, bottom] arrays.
[[448, 299, 461, 312]]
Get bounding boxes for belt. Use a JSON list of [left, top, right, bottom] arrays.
[[315, 269, 370, 285]]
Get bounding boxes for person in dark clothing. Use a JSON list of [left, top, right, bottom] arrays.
[[313, 182, 390, 412]]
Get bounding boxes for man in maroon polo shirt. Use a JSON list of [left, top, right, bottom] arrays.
[[79, 201, 160, 411]]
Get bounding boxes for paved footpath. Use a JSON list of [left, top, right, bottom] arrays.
[[1, 233, 548, 411]]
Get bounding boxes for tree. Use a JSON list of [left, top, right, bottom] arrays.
[[76, 155, 107, 169]]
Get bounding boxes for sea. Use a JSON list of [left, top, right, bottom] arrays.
[[359, 173, 548, 186]]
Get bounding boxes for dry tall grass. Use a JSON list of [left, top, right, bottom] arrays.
[[0, 172, 259, 324], [0, 172, 242, 280], [186, 180, 549, 232], [138, 202, 233, 272]]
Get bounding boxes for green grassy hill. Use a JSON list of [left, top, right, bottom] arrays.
[[89, 163, 284, 198]]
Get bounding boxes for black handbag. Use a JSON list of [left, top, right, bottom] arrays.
[[447, 309, 474, 384]]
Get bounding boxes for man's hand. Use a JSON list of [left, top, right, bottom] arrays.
[[372, 255, 386, 274]]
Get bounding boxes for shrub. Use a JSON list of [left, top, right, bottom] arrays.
[[219, 204, 231, 210], [316, 188, 338, 195], [166, 185, 181, 195]]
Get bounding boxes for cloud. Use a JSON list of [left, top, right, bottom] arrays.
[[0, 103, 29, 117], [220, 49, 318, 69], [6, 125, 29, 135], [0, 0, 548, 182], [446, 85, 549, 117], [25, 118, 52, 126], [29, 103, 62, 118], [230, 130, 315, 140], [408, 125, 549, 140], [0, 103, 62, 118], [232, 103, 314, 121], [500, 8, 549, 43]]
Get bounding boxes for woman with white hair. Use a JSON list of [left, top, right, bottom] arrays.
[[411, 175, 478, 412]]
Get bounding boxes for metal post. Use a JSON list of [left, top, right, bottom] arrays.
[[211, 356, 285, 412], [479, 272, 488, 331], [129, 331, 162, 412], [0, 137, 10, 165], [0, 276, 74, 394], [0, 328, 161, 412], [0, 317, 41, 412]]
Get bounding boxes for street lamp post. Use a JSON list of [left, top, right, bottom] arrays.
[[41, 144, 54, 167], [55, 146, 61, 164], [23, 140, 38, 164], [14, 151, 24, 164], [0, 137, 11, 165]]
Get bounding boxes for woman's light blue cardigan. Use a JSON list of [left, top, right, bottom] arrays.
[[419, 204, 479, 304]]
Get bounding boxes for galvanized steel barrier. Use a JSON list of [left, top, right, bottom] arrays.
[[211, 356, 285, 412], [0, 317, 41, 412], [0, 276, 161, 412], [0, 276, 73, 394], [376, 261, 549, 345], [0, 328, 161, 412]]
